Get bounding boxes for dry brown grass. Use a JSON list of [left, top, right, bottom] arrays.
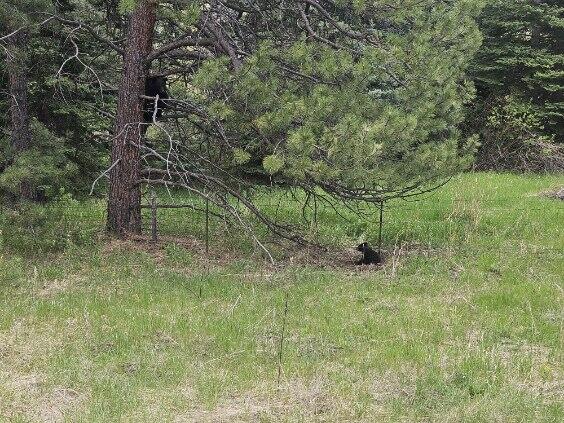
[[0, 369, 86, 422]]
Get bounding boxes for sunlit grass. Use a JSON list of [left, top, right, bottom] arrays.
[[0, 172, 563, 422]]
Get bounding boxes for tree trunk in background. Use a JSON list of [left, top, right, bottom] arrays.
[[107, 0, 156, 235], [6, 30, 34, 201]]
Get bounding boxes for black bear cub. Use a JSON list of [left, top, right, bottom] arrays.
[[144, 76, 168, 122], [356, 242, 382, 265]]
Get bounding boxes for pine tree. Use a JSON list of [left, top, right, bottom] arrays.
[[106, 0, 484, 237], [14, 1, 484, 239], [107, 0, 157, 235], [179, 0, 484, 203], [471, 0, 564, 142], [1, 1, 117, 202], [0, 0, 41, 201]]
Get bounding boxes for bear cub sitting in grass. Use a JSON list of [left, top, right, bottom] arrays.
[[356, 242, 382, 265]]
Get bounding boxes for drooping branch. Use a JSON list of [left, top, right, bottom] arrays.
[[146, 35, 214, 62], [200, 18, 243, 70], [49, 15, 125, 55]]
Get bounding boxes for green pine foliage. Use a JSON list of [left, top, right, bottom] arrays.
[[0, 120, 78, 200], [0, 0, 50, 27], [118, 0, 137, 14], [192, 1, 484, 199], [0, 0, 113, 201], [471, 0, 564, 142]]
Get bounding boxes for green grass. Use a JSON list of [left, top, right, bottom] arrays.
[[0, 172, 563, 422]]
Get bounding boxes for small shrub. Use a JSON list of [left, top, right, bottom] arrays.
[[0, 120, 78, 201], [473, 96, 564, 172]]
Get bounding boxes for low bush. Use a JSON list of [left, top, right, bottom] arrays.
[[472, 96, 564, 173]]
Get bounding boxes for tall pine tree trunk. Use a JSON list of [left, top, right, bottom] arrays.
[[6, 30, 34, 201], [107, 0, 156, 235]]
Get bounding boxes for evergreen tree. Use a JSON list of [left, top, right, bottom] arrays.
[[0, 0, 117, 202], [120, 0, 483, 238], [193, 0, 483, 201], [471, 0, 564, 142], [2, 0, 485, 241], [0, 0, 44, 201]]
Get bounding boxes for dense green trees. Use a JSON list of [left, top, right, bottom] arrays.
[[0, 0, 111, 203], [100, 0, 483, 236], [468, 0, 564, 170], [0, 0, 45, 201], [473, 0, 563, 137], [1, 0, 561, 245]]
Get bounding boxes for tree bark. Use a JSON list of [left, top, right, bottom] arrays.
[[107, 0, 156, 235], [5, 30, 34, 201]]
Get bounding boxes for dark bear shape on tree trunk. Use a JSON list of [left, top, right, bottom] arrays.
[[144, 76, 168, 123]]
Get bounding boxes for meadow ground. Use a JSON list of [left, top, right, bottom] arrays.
[[0, 172, 563, 422]]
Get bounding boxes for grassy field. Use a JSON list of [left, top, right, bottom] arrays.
[[0, 172, 563, 422]]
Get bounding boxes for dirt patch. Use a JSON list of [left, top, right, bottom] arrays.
[[36, 387, 85, 423], [99, 233, 443, 277], [3, 371, 43, 393], [102, 234, 249, 268], [37, 278, 70, 298], [0, 370, 85, 422], [100, 233, 390, 273], [174, 378, 355, 422], [540, 187, 564, 200], [371, 367, 417, 404], [278, 243, 374, 269], [102, 236, 165, 256]]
